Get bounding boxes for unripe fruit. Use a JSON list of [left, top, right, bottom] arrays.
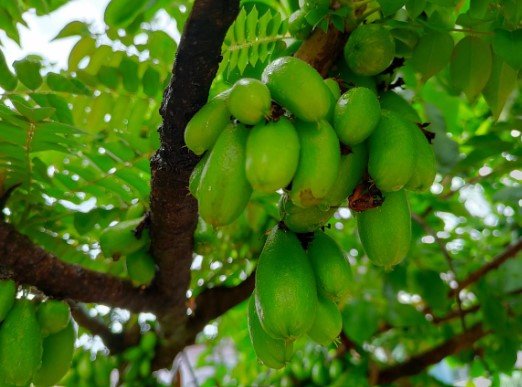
[[184, 91, 231, 155], [228, 78, 271, 125], [290, 120, 341, 207], [344, 24, 396, 76], [307, 231, 352, 302], [357, 190, 411, 268], [37, 300, 71, 336], [188, 151, 210, 199], [368, 110, 416, 192], [248, 295, 293, 369], [334, 87, 381, 146], [323, 143, 368, 207], [0, 279, 16, 323], [379, 91, 420, 123], [246, 117, 300, 192], [288, 9, 313, 40], [33, 321, 76, 387], [126, 249, 156, 285], [324, 78, 341, 123], [405, 124, 436, 192], [279, 194, 336, 233], [307, 294, 342, 346], [0, 299, 43, 385], [262, 56, 332, 122], [198, 123, 252, 226], [255, 226, 318, 340], [99, 218, 149, 259]]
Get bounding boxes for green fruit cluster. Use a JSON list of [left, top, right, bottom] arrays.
[[186, 54, 437, 367], [249, 225, 350, 368], [0, 282, 76, 387]]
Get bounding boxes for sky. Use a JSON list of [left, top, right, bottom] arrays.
[[1, 0, 110, 68]]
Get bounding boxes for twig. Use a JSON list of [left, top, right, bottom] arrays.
[[374, 323, 488, 385], [69, 302, 140, 354], [412, 212, 467, 330], [449, 237, 522, 297]]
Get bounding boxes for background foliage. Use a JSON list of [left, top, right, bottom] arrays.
[[0, 0, 521, 386]]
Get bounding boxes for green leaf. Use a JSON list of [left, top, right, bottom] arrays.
[[410, 31, 453, 82], [492, 28, 522, 70], [378, 0, 406, 16], [342, 299, 379, 344], [68, 36, 96, 71], [13, 58, 43, 90], [46, 72, 84, 94], [119, 57, 140, 92], [0, 49, 18, 91], [104, 0, 148, 28], [482, 55, 518, 120], [85, 45, 114, 75], [410, 269, 448, 313], [147, 30, 177, 65], [406, 0, 427, 18], [87, 93, 113, 133], [142, 66, 161, 97], [97, 65, 120, 90], [0, 8, 20, 45], [52, 20, 90, 41], [10, 99, 55, 122], [449, 36, 492, 102], [47, 94, 74, 125]]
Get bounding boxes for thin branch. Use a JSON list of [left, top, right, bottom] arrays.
[[0, 221, 162, 314], [69, 302, 140, 354], [412, 212, 467, 330], [375, 323, 488, 385], [449, 237, 522, 297]]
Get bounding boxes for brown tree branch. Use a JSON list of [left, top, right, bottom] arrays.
[[449, 237, 522, 297], [375, 323, 488, 385], [151, 274, 255, 369], [69, 302, 141, 354], [0, 221, 162, 314], [148, 0, 240, 331]]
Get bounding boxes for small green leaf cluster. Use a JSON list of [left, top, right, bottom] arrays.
[[0, 282, 75, 387]]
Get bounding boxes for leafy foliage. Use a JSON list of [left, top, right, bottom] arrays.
[[0, 0, 521, 386]]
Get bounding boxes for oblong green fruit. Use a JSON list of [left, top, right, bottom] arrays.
[[228, 78, 271, 125], [198, 123, 253, 226], [344, 24, 396, 76], [0, 299, 43, 385], [246, 117, 300, 192], [262, 56, 332, 122], [0, 279, 16, 323], [322, 143, 368, 207], [279, 193, 336, 233], [290, 120, 341, 207], [184, 91, 231, 155], [188, 151, 210, 199], [357, 190, 411, 268], [288, 9, 313, 40], [99, 218, 149, 259], [307, 231, 352, 302], [334, 87, 381, 146], [379, 91, 420, 123], [126, 249, 156, 285], [37, 300, 71, 336], [33, 321, 76, 387], [248, 295, 293, 369], [367, 110, 416, 192], [405, 124, 436, 192], [324, 78, 341, 124], [255, 225, 318, 340], [307, 294, 342, 346]]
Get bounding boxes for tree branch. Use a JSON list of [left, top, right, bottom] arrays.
[[375, 323, 488, 385], [0, 221, 162, 314], [148, 0, 240, 328], [449, 236, 522, 297], [69, 302, 141, 354]]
